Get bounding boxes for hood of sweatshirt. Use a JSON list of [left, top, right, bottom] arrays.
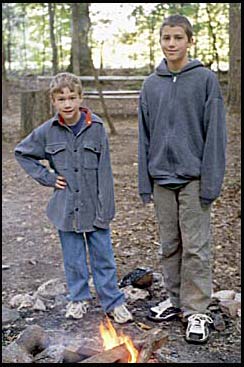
[[155, 58, 204, 76]]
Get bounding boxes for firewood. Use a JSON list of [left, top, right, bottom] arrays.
[[78, 343, 129, 363], [137, 328, 168, 363], [63, 344, 101, 363]]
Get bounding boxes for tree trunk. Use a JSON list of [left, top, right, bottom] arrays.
[[21, 4, 28, 70], [148, 27, 155, 73], [206, 4, 220, 73], [90, 60, 117, 135], [71, 3, 81, 75], [48, 3, 58, 75], [71, 3, 116, 134], [6, 4, 12, 72], [227, 3, 241, 114], [193, 4, 200, 59], [57, 4, 65, 70], [41, 4, 47, 75], [79, 3, 92, 75], [2, 39, 9, 112], [20, 90, 53, 137], [71, 3, 92, 75]]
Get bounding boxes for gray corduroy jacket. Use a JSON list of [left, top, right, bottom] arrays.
[[14, 108, 115, 232], [138, 58, 227, 204]]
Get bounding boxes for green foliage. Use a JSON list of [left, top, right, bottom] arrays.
[[120, 3, 229, 71], [2, 3, 230, 74]]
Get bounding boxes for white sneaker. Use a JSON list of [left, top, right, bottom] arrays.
[[185, 314, 213, 343], [150, 298, 172, 314], [108, 304, 133, 324], [65, 300, 90, 319]]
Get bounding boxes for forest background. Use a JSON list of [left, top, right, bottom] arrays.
[[2, 3, 241, 363], [2, 3, 241, 115]]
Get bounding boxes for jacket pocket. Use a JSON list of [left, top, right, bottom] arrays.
[[83, 143, 100, 169], [45, 143, 67, 169]]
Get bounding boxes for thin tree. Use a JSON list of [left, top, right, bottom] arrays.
[[2, 38, 9, 111], [5, 3, 12, 72], [71, 3, 116, 134], [21, 3, 28, 70], [41, 3, 47, 75], [48, 3, 58, 75], [206, 4, 220, 73], [227, 3, 241, 113]]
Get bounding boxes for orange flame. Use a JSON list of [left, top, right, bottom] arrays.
[[99, 316, 138, 363]]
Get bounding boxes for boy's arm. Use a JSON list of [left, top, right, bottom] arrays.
[[200, 75, 227, 203], [93, 127, 115, 228], [14, 126, 58, 187], [138, 92, 153, 204]]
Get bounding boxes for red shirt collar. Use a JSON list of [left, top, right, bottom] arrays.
[[58, 107, 92, 126]]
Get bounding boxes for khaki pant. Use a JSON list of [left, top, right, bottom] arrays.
[[153, 180, 212, 316]]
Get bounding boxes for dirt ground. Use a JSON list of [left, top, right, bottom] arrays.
[[2, 85, 241, 363]]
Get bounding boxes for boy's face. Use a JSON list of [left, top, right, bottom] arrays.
[[52, 87, 82, 125], [160, 25, 193, 70]]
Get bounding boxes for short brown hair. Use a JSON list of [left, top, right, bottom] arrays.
[[160, 14, 193, 41], [49, 72, 83, 99]]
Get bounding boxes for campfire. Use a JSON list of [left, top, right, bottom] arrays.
[[2, 321, 169, 363], [99, 316, 138, 363]]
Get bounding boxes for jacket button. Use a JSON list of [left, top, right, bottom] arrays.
[[74, 168, 78, 172], [76, 189, 79, 192], [74, 149, 77, 152], [75, 208, 79, 211]]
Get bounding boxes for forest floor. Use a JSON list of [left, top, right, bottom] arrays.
[[2, 84, 241, 363]]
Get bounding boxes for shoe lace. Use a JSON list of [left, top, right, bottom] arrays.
[[114, 304, 132, 319], [188, 313, 213, 329], [116, 304, 128, 316], [68, 301, 89, 314]]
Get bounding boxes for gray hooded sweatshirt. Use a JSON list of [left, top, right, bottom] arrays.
[[138, 58, 227, 204]]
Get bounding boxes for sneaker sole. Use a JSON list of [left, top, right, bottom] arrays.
[[185, 336, 209, 344], [147, 311, 181, 322], [107, 313, 133, 324]]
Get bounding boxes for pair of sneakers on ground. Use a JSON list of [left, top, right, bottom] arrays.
[[65, 300, 133, 324], [148, 298, 213, 343]]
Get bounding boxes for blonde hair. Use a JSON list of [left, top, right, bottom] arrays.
[[49, 72, 83, 99]]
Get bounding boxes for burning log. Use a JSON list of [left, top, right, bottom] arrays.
[[63, 344, 101, 363], [78, 343, 130, 363]]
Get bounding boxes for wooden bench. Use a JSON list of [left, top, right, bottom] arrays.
[[83, 90, 140, 99], [37, 75, 145, 99]]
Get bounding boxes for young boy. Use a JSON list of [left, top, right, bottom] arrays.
[[15, 72, 133, 323], [138, 15, 227, 342]]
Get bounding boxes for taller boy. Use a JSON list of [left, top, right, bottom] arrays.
[[15, 72, 133, 324], [138, 15, 226, 342]]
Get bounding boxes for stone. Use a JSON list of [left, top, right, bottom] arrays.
[[2, 342, 33, 363], [35, 278, 66, 298], [212, 290, 236, 301], [219, 300, 240, 318], [2, 305, 20, 325], [9, 294, 35, 310]]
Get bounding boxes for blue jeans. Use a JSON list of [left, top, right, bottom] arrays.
[[58, 228, 125, 312]]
